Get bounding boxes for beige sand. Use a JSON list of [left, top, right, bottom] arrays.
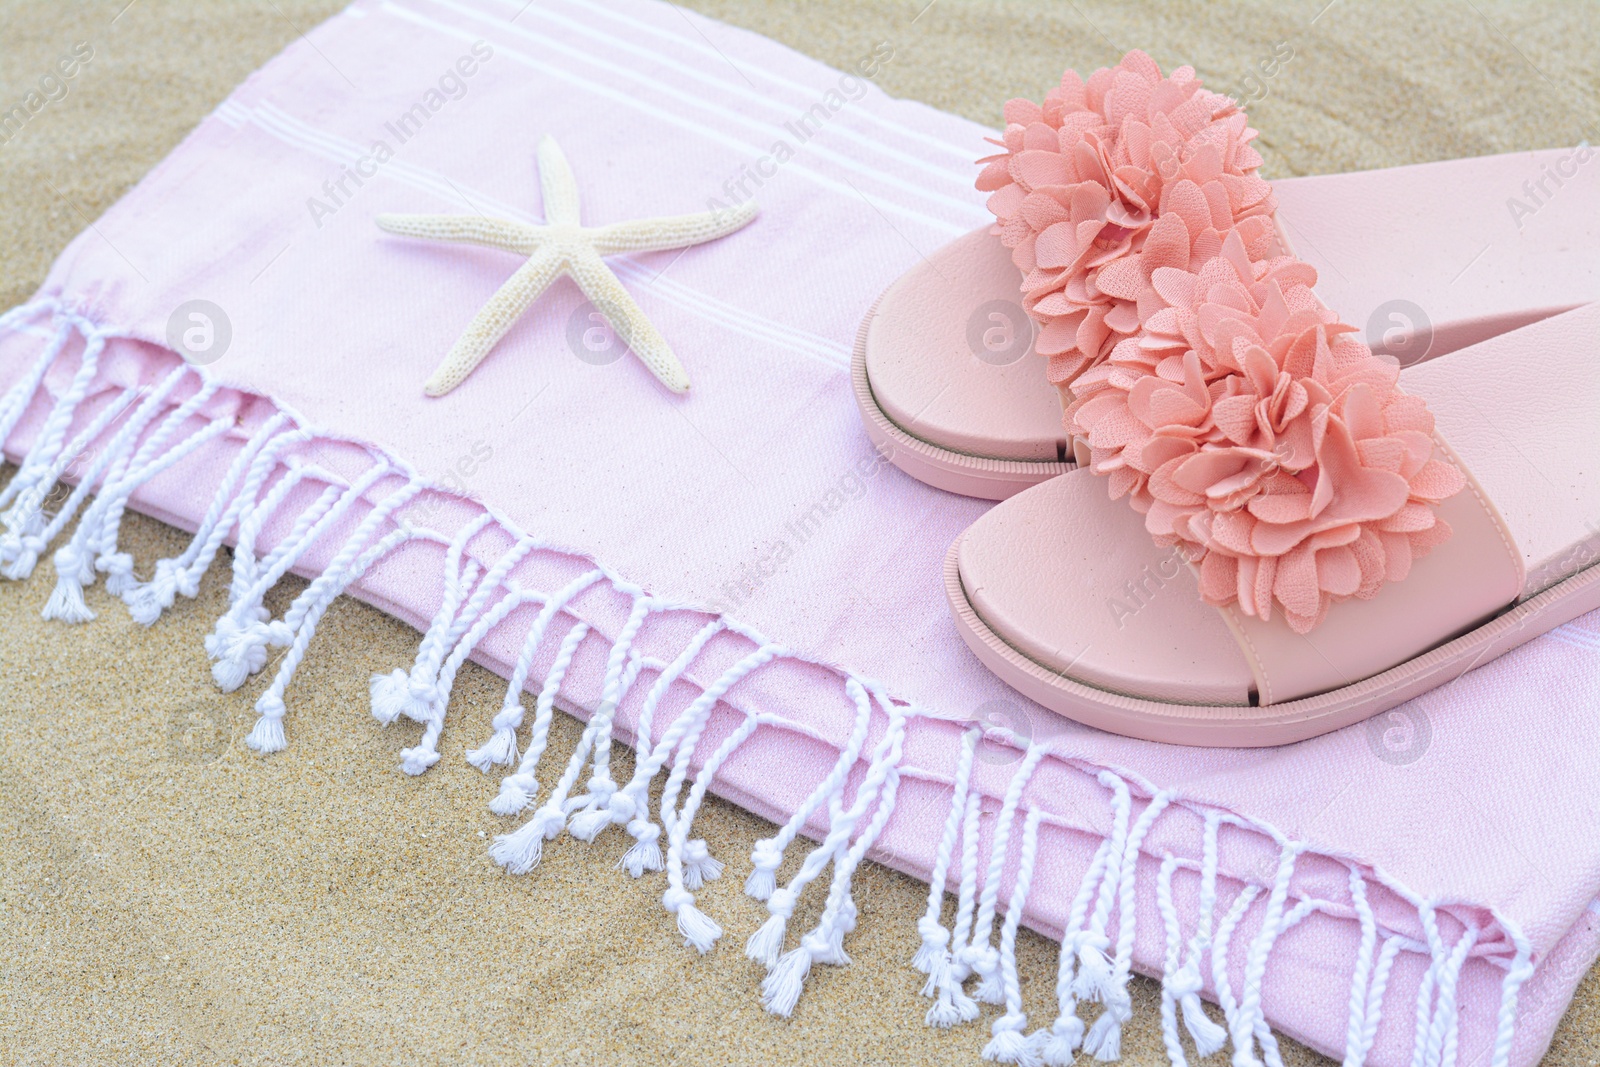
[[0, 1, 1596, 1063]]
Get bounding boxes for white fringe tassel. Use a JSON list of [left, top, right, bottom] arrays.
[[395, 534, 543, 775], [745, 676, 875, 904], [958, 743, 1047, 1008], [613, 618, 724, 876], [760, 691, 909, 1017], [1033, 837, 1114, 1064], [928, 791, 984, 1027], [0, 302, 1544, 1067], [123, 411, 295, 624], [981, 807, 1044, 1065], [370, 511, 491, 725], [913, 726, 981, 977], [472, 569, 604, 780]]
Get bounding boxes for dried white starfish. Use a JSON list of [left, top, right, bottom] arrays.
[[377, 136, 758, 396]]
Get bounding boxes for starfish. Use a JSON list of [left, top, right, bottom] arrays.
[[376, 136, 757, 396]]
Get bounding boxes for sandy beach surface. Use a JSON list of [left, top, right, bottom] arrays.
[[1, 1, 1596, 1063]]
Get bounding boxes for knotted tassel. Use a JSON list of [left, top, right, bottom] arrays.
[[126, 412, 302, 628], [98, 550, 138, 596], [744, 838, 784, 901], [0, 529, 25, 571], [741, 678, 877, 907], [399, 740, 442, 776], [368, 666, 440, 726], [1170, 959, 1228, 1056], [41, 543, 95, 623], [368, 668, 412, 725], [123, 557, 185, 626], [981, 1015, 1038, 1066], [811, 894, 856, 967], [617, 818, 663, 877], [968, 943, 1005, 1005], [209, 607, 278, 694], [913, 914, 952, 977], [1, 531, 45, 582], [681, 838, 723, 891], [2, 380, 142, 583], [489, 771, 537, 816], [1037, 1015, 1087, 1067], [662, 885, 721, 954], [567, 789, 635, 843], [465, 701, 523, 772], [1082, 987, 1132, 1062], [246, 693, 289, 754], [925, 971, 980, 1029], [745, 886, 796, 969], [760, 932, 827, 1018], [488, 803, 567, 875], [1072, 934, 1115, 1002], [927, 789, 985, 1027], [484, 619, 590, 817]]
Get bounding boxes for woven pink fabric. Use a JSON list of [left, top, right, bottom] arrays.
[[2, 2, 1597, 1064]]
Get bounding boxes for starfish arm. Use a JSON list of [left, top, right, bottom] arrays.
[[536, 136, 583, 226], [424, 246, 567, 397], [568, 249, 690, 393], [376, 214, 544, 255], [589, 200, 759, 256]]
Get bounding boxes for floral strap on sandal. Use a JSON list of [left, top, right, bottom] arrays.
[[1067, 226, 1468, 633], [976, 50, 1277, 398], [948, 53, 1600, 746], [976, 50, 1470, 632], [855, 50, 1599, 505]]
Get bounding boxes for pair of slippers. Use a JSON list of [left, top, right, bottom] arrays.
[[855, 52, 1600, 746]]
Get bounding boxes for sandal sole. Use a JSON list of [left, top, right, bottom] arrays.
[[852, 289, 1073, 500], [946, 531, 1600, 747]]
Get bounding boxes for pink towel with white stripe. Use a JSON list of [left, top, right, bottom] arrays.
[[1, 2, 1596, 1064]]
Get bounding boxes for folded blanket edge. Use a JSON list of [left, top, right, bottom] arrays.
[[0, 295, 1560, 1067]]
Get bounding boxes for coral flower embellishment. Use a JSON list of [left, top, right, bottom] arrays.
[[981, 51, 1467, 633], [1068, 229, 1468, 634], [977, 49, 1275, 395], [378, 136, 758, 397]]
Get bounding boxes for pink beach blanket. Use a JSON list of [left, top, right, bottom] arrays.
[[2, 2, 1597, 1064]]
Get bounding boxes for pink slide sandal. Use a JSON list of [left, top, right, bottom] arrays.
[[948, 284, 1600, 746], [938, 56, 1600, 745], [856, 54, 1600, 499]]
